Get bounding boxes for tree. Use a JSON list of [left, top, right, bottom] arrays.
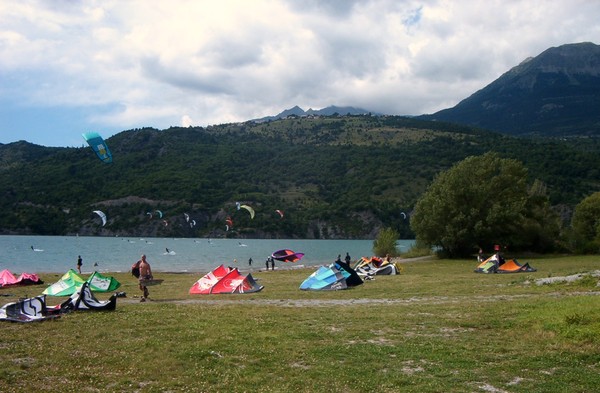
[[570, 192, 600, 253], [373, 227, 400, 257], [519, 179, 561, 252], [410, 152, 529, 257]]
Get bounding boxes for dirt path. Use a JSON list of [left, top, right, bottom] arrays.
[[121, 290, 600, 306]]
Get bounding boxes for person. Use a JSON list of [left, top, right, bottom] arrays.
[[494, 244, 506, 266], [270, 256, 275, 271], [166, 247, 170, 253], [477, 248, 485, 262], [248, 257, 253, 266], [265, 257, 270, 271], [77, 255, 83, 273], [138, 254, 153, 302], [344, 252, 351, 266], [335, 254, 342, 265]]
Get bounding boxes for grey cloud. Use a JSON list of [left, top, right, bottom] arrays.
[[283, 0, 363, 17], [140, 56, 234, 95]]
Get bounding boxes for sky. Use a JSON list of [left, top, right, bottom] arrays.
[[1, 1, 599, 147]]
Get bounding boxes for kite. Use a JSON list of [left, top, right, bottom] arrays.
[[189, 265, 263, 294], [93, 210, 107, 226], [82, 132, 112, 163], [155, 210, 163, 218], [240, 204, 255, 219], [275, 209, 284, 219], [271, 249, 304, 263]]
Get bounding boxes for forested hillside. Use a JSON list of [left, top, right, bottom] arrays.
[[1, 115, 599, 239]]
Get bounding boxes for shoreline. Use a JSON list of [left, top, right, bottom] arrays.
[[38, 255, 437, 276]]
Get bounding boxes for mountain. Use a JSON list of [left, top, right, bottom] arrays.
[[1, 116, 599, 238], [254, 105, 376, 122], [420, 42, 600, 136]]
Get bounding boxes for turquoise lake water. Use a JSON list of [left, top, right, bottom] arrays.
[[0, 235, 415, 274]]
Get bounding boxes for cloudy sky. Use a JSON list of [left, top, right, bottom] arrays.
[[1, 0, 599, 147]]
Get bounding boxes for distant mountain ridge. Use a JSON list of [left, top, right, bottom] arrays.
[[420, 42, 600, 136], [254, 105, 377, 122]]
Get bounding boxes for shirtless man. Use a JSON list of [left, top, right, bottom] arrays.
[[138, 254, 153, 302]]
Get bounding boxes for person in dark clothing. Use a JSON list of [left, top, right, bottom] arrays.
[[494, 244, 506, 266], [77, 255, 83, 273], [344, 252, 351, 266], [270, 256, 275, 270]]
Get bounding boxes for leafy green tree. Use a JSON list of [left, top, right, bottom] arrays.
[[519, 179, 561, 252], [570, 192, 600, 253], [410, 152, 529, 257], [373, 227, 400, 257]]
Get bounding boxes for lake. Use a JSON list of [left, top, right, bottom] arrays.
[[0, 235, 415, 274]]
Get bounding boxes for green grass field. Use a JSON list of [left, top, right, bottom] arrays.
[[1, 255, 599, 392]]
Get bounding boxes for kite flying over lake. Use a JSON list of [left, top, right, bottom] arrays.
[[93, 210, 107, 226], [239, 204, 255, 219], [82, 132, 112, 163]]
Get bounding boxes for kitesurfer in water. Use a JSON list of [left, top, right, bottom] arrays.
[[248, 257, 253, 266], [77, 255, 83, 274], [138, 254, 153, 302]]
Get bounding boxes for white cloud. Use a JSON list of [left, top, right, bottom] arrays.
[[181, 115, 194, 127], [1, 0, 600, 146]]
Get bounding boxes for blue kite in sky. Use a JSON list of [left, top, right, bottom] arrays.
[[82, 132, 112, 163]]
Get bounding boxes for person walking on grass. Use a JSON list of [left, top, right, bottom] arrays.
[[138, 254, 153, 302]]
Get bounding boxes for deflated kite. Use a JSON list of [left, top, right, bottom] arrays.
[[271, 249, 304, 263], [189, 265, 263, 294]]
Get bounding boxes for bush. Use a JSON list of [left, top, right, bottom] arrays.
[[373, 227, 400, 257]]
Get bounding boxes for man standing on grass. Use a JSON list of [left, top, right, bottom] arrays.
[[138, 254, 153, 302]]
